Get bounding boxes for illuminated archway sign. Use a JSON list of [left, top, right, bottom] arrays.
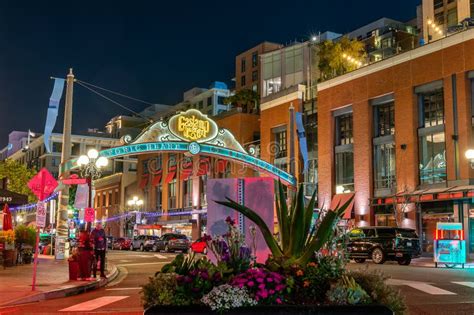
[[62, 109, 296, 186]]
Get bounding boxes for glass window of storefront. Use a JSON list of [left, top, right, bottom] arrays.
[[420, 201, 454, 253], [334, 111, 354, 193], [373, 142, 396, 190], [183, 178, 193, 208], [419, 132, 446, 184], [168, 179, 177, 209]]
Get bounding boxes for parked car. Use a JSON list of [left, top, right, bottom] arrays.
[[131, 235, 159, 251], [190, 238, 207, 254], [106, 236, 114, 249], [347, 227, 421, 265], [112, 238, 131, 250], [153, 233, 190, 252]]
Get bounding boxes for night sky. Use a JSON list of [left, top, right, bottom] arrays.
[[0, 0, 419, 147]]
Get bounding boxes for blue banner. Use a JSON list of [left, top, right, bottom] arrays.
[[44, 78, 65, 153], [295, 112, 309, 172]]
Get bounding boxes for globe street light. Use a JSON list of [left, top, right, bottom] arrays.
[[77, 148, 109, 231], [465, 149, 474, 169], [127, 196, 144, 236]]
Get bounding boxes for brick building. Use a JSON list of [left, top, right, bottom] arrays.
[[317, 28, 474, 255]]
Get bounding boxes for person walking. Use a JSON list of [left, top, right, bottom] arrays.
[[77, 228, 93, 280], [90, 222, 107, 278]]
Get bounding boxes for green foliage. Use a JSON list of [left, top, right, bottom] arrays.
[[318, 36, 366, 81], [223, 89, 259, 112], [141, 272, 190, 308], [14, 225, 36, 247], [326, 275, 371, 305], [161, 252, 197, 275], [0, 159, 37, 202], [348, 269, 407, 315], [216, 181, 353, 268]]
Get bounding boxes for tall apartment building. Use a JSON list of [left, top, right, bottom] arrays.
[[235, 42, 282, 94], [422, 0, 474, 42], [316, 27, 474, 256]]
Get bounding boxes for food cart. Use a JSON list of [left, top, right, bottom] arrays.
[[434, 222, 466, 268]]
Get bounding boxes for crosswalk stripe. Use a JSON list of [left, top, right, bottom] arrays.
[[117, 262, 168, 267], [106, 287, 141, 291], [59, 296, 129, 312], [154, 254, 167, 259], [452, 281, 474, 288], [388, 279, 456, 295]]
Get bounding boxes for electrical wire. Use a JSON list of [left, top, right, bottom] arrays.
[[74, 81, 154, 123]]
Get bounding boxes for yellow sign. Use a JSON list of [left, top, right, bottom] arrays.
[[177, 115, 210, 141], [168, 109, 218, 143]]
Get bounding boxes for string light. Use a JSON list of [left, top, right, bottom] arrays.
[[10, 191, 59, 212], [342, 53, 363, 68]]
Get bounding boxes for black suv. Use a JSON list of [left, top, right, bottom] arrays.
[[347, 227, 421, 265], [153, 233, 190, 253]]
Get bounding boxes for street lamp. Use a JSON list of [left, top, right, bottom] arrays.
[[77, 148, 109, 231], [465, 149, 474, 169], [126, 196, 144, 237]]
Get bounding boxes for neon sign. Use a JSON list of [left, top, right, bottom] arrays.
[[169, 109, 218, 143]]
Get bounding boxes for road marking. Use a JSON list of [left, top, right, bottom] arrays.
[[117, 262, 168, 267], [154, 254, 167, 259], [452, 281, 474, 288], [106, 287, 141, 291], [388, 279, 456, 295], [59, 296, 129, 312], [119, 259, 132, 262]]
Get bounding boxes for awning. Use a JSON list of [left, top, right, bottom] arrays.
[[165, 167, 177, 184], [330, 193, 355, 219], [217, 159, 228, 173], [139, 175, 149, 189], [371, 185, 474, 205], [181, 167, 193, 181], [151, 171, 162, 187], [197, 159, 210, 176]]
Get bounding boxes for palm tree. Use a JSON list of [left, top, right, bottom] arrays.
[[224, 89, 260, 113]]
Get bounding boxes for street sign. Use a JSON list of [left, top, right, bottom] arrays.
[[62, 174, 87, 185], [28, 168, 58, 201], [84, 207, 95, 223], [36, 202, 46, 228]]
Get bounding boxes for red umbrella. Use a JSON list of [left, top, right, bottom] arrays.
[[2, 204, 13, 231]]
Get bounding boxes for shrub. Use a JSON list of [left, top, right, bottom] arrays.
[[14, 225, 36, 247], [326, 275, 371, 305], [141, 273, 189, 308], [348, 269, 407, 315], [201, 284, 257, 313]]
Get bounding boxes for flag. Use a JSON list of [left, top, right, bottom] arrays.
[[44, 78, 65, 153], [295, 112, 309, 172]]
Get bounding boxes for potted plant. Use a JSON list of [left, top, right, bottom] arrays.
[[22, 249, 33, 264], [141, 182, 405, 314], [0, 230, 16, 267], [14, 225, 36, 264]]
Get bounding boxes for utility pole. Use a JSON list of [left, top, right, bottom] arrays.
[[289, 102, 296, 177], [55, 68, 74, 260]]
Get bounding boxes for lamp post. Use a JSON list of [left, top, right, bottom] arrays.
[[127, 196, 143, 237], [465, 149, 474, 169], [76, 148, 109, 231]]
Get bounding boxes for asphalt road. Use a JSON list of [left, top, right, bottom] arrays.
[[1, 252, 474, 314]]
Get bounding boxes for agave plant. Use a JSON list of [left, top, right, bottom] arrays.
[[215, 181, 354, 268]]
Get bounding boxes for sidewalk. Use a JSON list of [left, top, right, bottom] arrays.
[[0, 254, 117, 307]]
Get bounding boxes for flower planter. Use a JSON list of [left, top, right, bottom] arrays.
[[144, 304, 393, 315], [2, 249, 17, 267]]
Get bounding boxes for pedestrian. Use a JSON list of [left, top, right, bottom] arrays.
[[90, 222, 107, 278], [77, 228, 93, 280]]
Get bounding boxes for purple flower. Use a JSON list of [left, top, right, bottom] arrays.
[[256, 277, 264, 283], [200, 270, 209, 280], [239, 246, 251, 260], [184, 276, 192, 283], [225, 216, 236, 226], [258, 283, 265, 289], [275, 284, 285, 292]]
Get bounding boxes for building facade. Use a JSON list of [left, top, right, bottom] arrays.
[[235, 42, 282, 94], [317, 28, 474, 256]]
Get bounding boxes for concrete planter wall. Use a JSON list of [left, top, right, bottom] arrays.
[[144, 304, 393, 315]]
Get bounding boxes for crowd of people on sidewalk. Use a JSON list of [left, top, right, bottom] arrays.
[[76, 222, 107, 280]]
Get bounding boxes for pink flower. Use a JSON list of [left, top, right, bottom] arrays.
[[258, 283, 266, 289], [275, 284, 285, 291], [269, 289, 275, 294], [259, 289, 269, 299], [266, 277, 273, 283], [276, 298, 282, 304], [256, 278, 264, 283], [247, 281, 254, 287]]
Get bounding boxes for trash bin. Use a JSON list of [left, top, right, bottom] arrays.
[[69, 261, 79, 280]]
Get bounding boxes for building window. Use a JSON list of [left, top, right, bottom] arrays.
[[168, 179, 176, 209], [418, 87, 446, 185], [200, 175, 207, 207], [198, 101, 204, 110], [217, 96, 226, 105], [241, 75, 246, 87], [335, 113, 353, 145], [274, 129, 287, 159], [373, 100, 396, 192], [284, 46, 304, 87], [471, 0, 474, 18], [434, 0, 444, 10], [374, 102, 395, 137], [335, 112, 354, 193], [241, 58, 246, 72], [252, 70, 258, 82], [183, 178, 193, 208], [434, 11, 444, 26], [263, 52, 281, 97], [252, 84, 257, 92], [207, 97, 212, 106], [155, 184, 162, 210], [447, 8, 457, 27], [304, 159, 318, 197], [252, 51, 258, 67], [419, 132, 447, 184], [142, 160, 149, 174]]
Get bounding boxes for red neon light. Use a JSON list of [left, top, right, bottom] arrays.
[[435, 229, 439, 240]]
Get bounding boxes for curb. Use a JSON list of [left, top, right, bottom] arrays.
[[1, 264, 119, 307]]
